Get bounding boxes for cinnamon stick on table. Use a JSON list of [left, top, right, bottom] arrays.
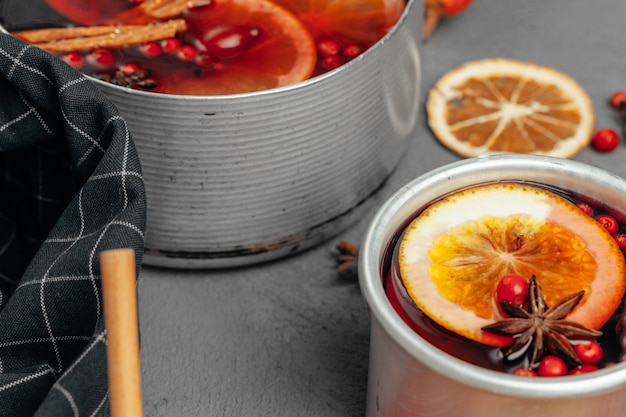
[[100, 248, 143, 417]]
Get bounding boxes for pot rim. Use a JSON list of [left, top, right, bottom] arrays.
[[359, 154, 626, 399]]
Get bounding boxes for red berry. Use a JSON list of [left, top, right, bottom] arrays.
[[317, 39, 340, 56], [592, 128, 620, 152], [495, 274, 529, 307], [61, 51, 84, 70], [574, 340, 603, 364], [319, 55, 344, 71], [87, 48, 115, 69], [575, 202, 594, 217], [610, 91, 626, 110], [161, 38, 181, 54], [614, 234, 626, 252], [537, 356, 568, 377], [177, 45, 198, 62], [130, 0, 145, 4], [595, 214, 619, 234], [141, 41, 162, 57], [512, 367, 537, 377], [193, 51, 215, 67], [568, 364, 599, 375], [342, 44, 364, 59], [119, 62, 140, 76]]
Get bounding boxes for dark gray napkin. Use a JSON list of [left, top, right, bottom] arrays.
[[0, 32, 146, 416]]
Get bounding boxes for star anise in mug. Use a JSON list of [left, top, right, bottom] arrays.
[[482, 275, 602, 366]]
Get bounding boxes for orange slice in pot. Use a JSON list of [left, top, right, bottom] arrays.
[[272, 0, 404, 74], [272, 0, 404, 44], [172, 0, 317, 95], [398, 183, 626, 347], [427, 58, 595, 158]]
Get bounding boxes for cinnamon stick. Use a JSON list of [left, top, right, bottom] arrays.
[[13, 19, 186, 52], [100, 248, 143, 417], [142, 0, 212, 19]]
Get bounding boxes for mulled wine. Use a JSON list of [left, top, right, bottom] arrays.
[[3, 0, 405, 95], [383, 181, 626, 377]]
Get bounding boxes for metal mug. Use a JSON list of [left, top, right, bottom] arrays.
[[359, 154, 626, 417]]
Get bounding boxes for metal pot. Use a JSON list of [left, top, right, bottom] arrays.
[[90, 0, 423, 268]]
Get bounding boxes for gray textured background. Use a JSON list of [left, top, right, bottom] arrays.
[[137, 0, 626, 415]]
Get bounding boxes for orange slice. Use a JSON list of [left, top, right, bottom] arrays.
[[427, 58, 595, 158], [170, 0, 316, 95], [273, 0, 404, 45], [45, 0, 130, 25], [398, 183, 626, 347]]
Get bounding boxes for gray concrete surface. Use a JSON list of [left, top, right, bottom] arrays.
[[137, 1, 626, 415]]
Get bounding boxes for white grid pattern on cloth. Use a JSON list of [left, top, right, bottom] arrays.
[[0, 31, 146, 417]]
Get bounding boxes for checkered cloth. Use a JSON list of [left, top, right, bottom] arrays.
[[0, 32, 146, 416]]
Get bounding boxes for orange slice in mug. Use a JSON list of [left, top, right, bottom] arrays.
[[398, 183, 626, 346], [427, 58, 595, 158]]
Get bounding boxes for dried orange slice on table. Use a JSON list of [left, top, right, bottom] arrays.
[[398, 183, 626, 347], [427, 58, 595, 158]]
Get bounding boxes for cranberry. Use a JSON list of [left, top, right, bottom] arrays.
[[61, 51, 84, 70], [495, 274, 528, 307], [194, 51, 215, 67], [177, 45, 198, 62], [537, 356, 568, 377], [120, 62, 140, 76], [317, 39, 340, 56], [614, 234, 626, 252], [596, 214, 619, 234], [342, 44, 364, 59], [592, 128, 620, 152], [512, 367, 537, 377], [201, 25, 260, 59], [87, 48, 115, 69], [140, 41, 162, 57], [319, 55, 344, 71], [574, 340, 603, 364], [568, 364, 599, 375], [610, 90, 626, 110], [161, 38, 181, 54], [130, 0, 145, 4], [575, 202, 594, 217]]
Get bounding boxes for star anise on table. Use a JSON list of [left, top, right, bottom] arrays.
[[335, 241, 359, 281], [482, 275, 602, 366]]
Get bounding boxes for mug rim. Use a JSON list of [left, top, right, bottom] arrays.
[[359, 154, 626, 398]]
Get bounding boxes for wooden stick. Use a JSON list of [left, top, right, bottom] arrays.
[[100, 248, 143, 417]]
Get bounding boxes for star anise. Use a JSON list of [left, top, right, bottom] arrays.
[[335, 240, 359, 281], [482, 275, 602, 366]]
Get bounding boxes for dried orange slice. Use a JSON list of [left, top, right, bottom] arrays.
[[427, 58, 595, 158], [398, 183, 626, 347]]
